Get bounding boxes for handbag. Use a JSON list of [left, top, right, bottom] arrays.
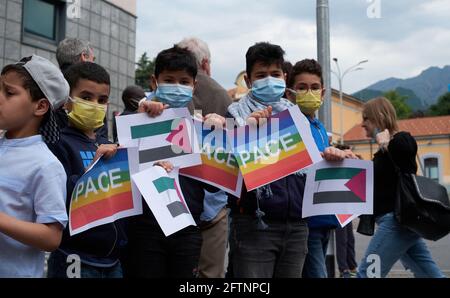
[[356, 214, 375, 236], [388, 151, 450, 241]]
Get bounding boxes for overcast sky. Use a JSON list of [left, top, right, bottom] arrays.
[[136, 0, 450, 94]]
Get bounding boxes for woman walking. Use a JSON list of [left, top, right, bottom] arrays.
[[357, 97, 445, 278]]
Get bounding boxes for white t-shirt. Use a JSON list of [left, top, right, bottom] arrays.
[[0, 135, 68, 277]]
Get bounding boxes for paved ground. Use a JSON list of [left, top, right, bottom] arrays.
[[44, 223, 450, 278], [344, 221, 450, 278]]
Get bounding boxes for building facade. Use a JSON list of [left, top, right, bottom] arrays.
[[329, 89, 364, 144], [0, 0, 137, 135]]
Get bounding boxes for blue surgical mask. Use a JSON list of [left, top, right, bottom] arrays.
[[155, 83, 193, 108], [251, 76, 286, 104]]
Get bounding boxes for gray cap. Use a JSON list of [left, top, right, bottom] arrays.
[[22, 55, 69, 107], [18, 55, 69, 143]]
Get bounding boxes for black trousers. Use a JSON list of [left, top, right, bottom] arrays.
[[123, 219, 202, 278], [335, 222, 358, 273]]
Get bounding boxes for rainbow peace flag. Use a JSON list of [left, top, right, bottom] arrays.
[[69, 148, 142, 236], [180, 119, 243, 197], [230, 106, 322, 191]]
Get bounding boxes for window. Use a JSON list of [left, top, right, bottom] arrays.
[[24, 0, 57, 40], [22, 0, 66, 50], [424, 157, 439, 182]]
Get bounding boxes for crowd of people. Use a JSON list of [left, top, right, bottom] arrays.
[[0, 37, 445, 278]]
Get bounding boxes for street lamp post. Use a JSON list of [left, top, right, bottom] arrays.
[[332, 58, 368, 144]]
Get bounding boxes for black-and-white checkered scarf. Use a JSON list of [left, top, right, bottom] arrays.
[[40, 109, 60, 144]]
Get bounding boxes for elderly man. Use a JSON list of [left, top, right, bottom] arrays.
[[56, 38, 95, 72], [54, 38, 108, 140], [177, 37, 232, 117], [176, 37, 232, 278]]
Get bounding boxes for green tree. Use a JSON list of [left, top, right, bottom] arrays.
[[383, 90, 412, 119], [428, 92, 450, 116], [135, 52, 155, 91]]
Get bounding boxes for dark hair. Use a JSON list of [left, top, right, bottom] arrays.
[[283, 61, 293, 78], [245, 42, 285, 78], [154, 46, 197, 79], [122, 85, 145, 110], [288, 59, 324, 88], [1, 59, 45, 102], [283, 61, 293, 100], [63, 62, 110, 90], [122, 85, 145, 102]]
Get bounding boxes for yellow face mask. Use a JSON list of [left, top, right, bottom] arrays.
[[68, 97, 107, 131], [292, 89, 323, 115]]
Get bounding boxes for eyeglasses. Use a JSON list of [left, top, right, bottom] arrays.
[[286, 87, 322, 96]]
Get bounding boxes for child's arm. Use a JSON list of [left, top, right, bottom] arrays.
[[138, 101, 169, 117], [0, 213, 63, 252]]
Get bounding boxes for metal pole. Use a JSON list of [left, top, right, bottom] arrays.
[[317, 0, 336, 278], [317, 0, 332, 132], [339, 80, 344, 145]]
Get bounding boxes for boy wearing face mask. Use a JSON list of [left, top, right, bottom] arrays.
[[125, 46, 221, 278], [226, 45, 349, 278], [46, 62, 125, 278], [286, 59, 356, 278], [225, 42, 310, 278]]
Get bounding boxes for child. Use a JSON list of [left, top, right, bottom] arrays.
[[46, 62, 124, 278], [125, 46, 221, 278], [285, 59, 355, 278], [0, 55, 69, 277], [225, 42, 310, 278], [226, 43, 347, 278]]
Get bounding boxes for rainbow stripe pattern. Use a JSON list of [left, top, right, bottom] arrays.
[[69, 149, 136, 234], [231, 108, 316, 191]]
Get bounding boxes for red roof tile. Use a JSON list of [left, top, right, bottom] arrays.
[[344, 115, 450, 142]]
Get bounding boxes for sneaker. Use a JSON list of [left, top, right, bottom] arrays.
[[340, 271, 351, 278]]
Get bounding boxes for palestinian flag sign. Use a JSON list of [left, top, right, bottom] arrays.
[[313, 167, 367, 204], [115, 108, 201, 170], [132, 166, 196, 236], [302, 159, 373, 218], [336, 214, 359, 228]]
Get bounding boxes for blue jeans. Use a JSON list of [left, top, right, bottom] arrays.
[[230, 214, 309, 278], [302, 228, 331, 278], [358, 212, 445, 278], [47, 250, 123, 278]]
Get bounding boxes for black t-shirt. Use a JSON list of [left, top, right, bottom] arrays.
[[373, 131, 418, 217]]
